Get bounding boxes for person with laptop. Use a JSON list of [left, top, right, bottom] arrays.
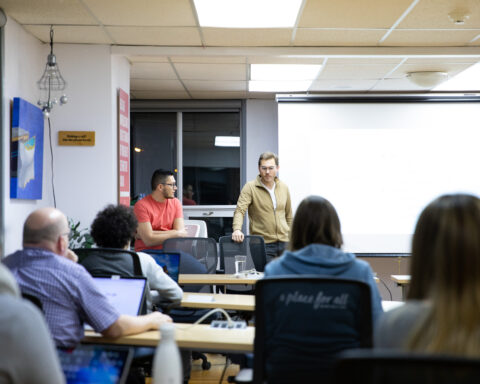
[[3, 207, 172, 348], [90, 204, 183, 309], [134, 169, 187, 251], [0, 262, 65, 383]]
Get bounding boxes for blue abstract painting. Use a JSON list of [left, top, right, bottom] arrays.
[[10, 97, 44, 199]]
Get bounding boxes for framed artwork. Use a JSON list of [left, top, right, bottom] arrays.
[[10, 97, 44, 199]]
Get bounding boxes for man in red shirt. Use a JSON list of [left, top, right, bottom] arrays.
[[134, 169, 187, 251]]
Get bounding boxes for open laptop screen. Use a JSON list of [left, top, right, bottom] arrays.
[[91, 276, 147, 316], [149, 252, 181, 283], [58, 344, 133, 384]]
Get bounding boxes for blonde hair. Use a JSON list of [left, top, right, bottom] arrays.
[[407, 194, 480, 356]]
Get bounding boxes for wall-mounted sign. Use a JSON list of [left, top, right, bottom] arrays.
[[118, 89, 130, 207], [58, 131, 95, 146]]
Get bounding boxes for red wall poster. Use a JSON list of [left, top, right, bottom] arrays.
[[118, 89, 130, 206]]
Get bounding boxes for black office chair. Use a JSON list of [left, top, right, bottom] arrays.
[[334, 349, 480, 384], [22, 292, 43, 312], [163, 237, 218, 274], [218, 235, 266, 294], [75, 247, 143, 276], [237, 276, 373, 384]]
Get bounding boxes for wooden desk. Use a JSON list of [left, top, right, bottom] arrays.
[[179, 273, 261, 285], [382, 300, 404, 312], [83, 323, 254, 353], [391, 275, 411, 299], [181, 292, 255, 311]]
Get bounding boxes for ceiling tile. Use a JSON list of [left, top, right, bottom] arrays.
[[131, 90, 190, 99], [183, 80, 246, 91], [107, 27, 202, 46], [309, 79, 379, 91], [83, 0, 196, 26], [248, 57, 325, 64], [0, 0, 96, 24], [174, 63, 246, 80], [247, 92, 277, 99], [405, 57, 480, 64], [382, 30, 480, 46], [171, 56, 246, 64], [398, 0, 480, 29], [328, 58, 403, 65], [130, 63, 177, 80], [320, 64, 397, 80], [202, 28, 292, 46], [294, 29, 386, 46], [128, 56, 169, 63], [371, 78, 430, 91], [131, 79, 184, 92], [189, 91, 247, 99], [24, 25, 112, 44], [390, 62, 475, 79], [298, 0, 414, 28]]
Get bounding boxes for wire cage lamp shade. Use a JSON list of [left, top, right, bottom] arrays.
[[37, 26, 67, 117]]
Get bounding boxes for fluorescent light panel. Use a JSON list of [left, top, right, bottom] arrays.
[[249, 64, 322, 92], [215, 136, 240, 147], [193, 0, 303, 28], [434, 63, 480, 91]]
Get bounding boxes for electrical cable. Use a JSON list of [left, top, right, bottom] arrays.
[[47, 117, 56, 208], [175, 307, 233, 331], [379, 276, 393, 301], [218, 355, 230, 384]]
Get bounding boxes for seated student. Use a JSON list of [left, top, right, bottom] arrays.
[[0, 263, 65, 383], [89, 204, 183, 309], [376, 193, 480, 355], [3, 207, 172, 348], [264, 195, 383, 323]]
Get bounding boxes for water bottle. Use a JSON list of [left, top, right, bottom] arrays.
[[153, 323, 183, 384]]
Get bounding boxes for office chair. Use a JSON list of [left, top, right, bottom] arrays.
[[163, 237, 218, 274], [236, 276, 373, 384], [22, 292, 43, 312], [218, 235, 267, 294], [75, 247, 143, 276], [334, 349, 480, 384]]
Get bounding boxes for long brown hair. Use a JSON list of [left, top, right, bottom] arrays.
[[407, 193, 480, 356], [289, 195, 343, 251]]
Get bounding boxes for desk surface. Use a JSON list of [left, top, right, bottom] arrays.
[[179, 273, 262, 285], [391, 275, 411, 284], [181, 292, 255, 311], [84, 323, 254, 352]]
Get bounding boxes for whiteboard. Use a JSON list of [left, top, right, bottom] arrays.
[[278, 100, 480, 252]]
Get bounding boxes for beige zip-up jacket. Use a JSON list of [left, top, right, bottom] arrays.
[[232, 175, 293, 243]]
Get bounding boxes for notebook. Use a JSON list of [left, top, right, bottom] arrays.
[[91, 276, 147, 316], [58, 344, 133, 384], [149, 252, 181, 283]]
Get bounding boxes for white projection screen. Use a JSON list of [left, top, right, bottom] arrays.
[[278, 99, 480, 253]]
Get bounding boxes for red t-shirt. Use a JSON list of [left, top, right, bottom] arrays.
[[133, 195, 183, 251]]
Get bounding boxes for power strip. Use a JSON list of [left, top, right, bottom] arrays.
[[210, 320, 247, 329]]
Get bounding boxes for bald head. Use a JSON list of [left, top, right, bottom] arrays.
[[23, 208, 69, 251]]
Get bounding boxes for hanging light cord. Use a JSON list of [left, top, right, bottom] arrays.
[[47, 116, 57, 208]]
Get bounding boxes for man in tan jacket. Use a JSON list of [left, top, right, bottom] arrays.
[[232, 152, 293, 263]]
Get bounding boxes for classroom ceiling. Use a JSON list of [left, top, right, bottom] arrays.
[[1, 0, 480, 99]]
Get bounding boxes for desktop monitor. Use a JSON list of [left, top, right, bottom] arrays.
[[146, 252, 181, 284]]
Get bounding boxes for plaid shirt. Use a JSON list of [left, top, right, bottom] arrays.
[[4, 247, 119, 347]]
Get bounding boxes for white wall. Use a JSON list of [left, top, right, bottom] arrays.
[[2, 19, 130, 255], [2, 17, 49, 254], [245, 99, 278, 181]]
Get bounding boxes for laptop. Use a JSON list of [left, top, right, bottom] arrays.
[[58, 344, 133, 384], [90, 276, 147, 320], [148, 252, 181, 284]]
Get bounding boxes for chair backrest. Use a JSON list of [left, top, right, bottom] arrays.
[[253, 276, 372, 383], [22, 292, 43, 312], [184, 219, 208, 238], [334, 350, 480, 384], [76, 247, 143, 277], [218, 235, 267, 273], [163, 237, 217, 274]]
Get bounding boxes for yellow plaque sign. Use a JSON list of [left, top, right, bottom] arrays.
[[58, 131, 95, 146]]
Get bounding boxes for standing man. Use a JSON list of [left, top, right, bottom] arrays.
[[232, 152, 293, 263], [134, 169, 187, 251]]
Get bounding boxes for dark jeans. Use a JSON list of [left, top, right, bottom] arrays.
[[265, 242, 287, 264]]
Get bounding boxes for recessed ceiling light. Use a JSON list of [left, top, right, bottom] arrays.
[[249, 80, 313, 92], [251, 64, 322, 81], [434, 63, 480, 91], [215, 136, 240, 147], [193, 0, 303, 28]]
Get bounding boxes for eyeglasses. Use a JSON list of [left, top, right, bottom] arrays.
[[162, 182, 177, 188], [260, 166, 276, 172]]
